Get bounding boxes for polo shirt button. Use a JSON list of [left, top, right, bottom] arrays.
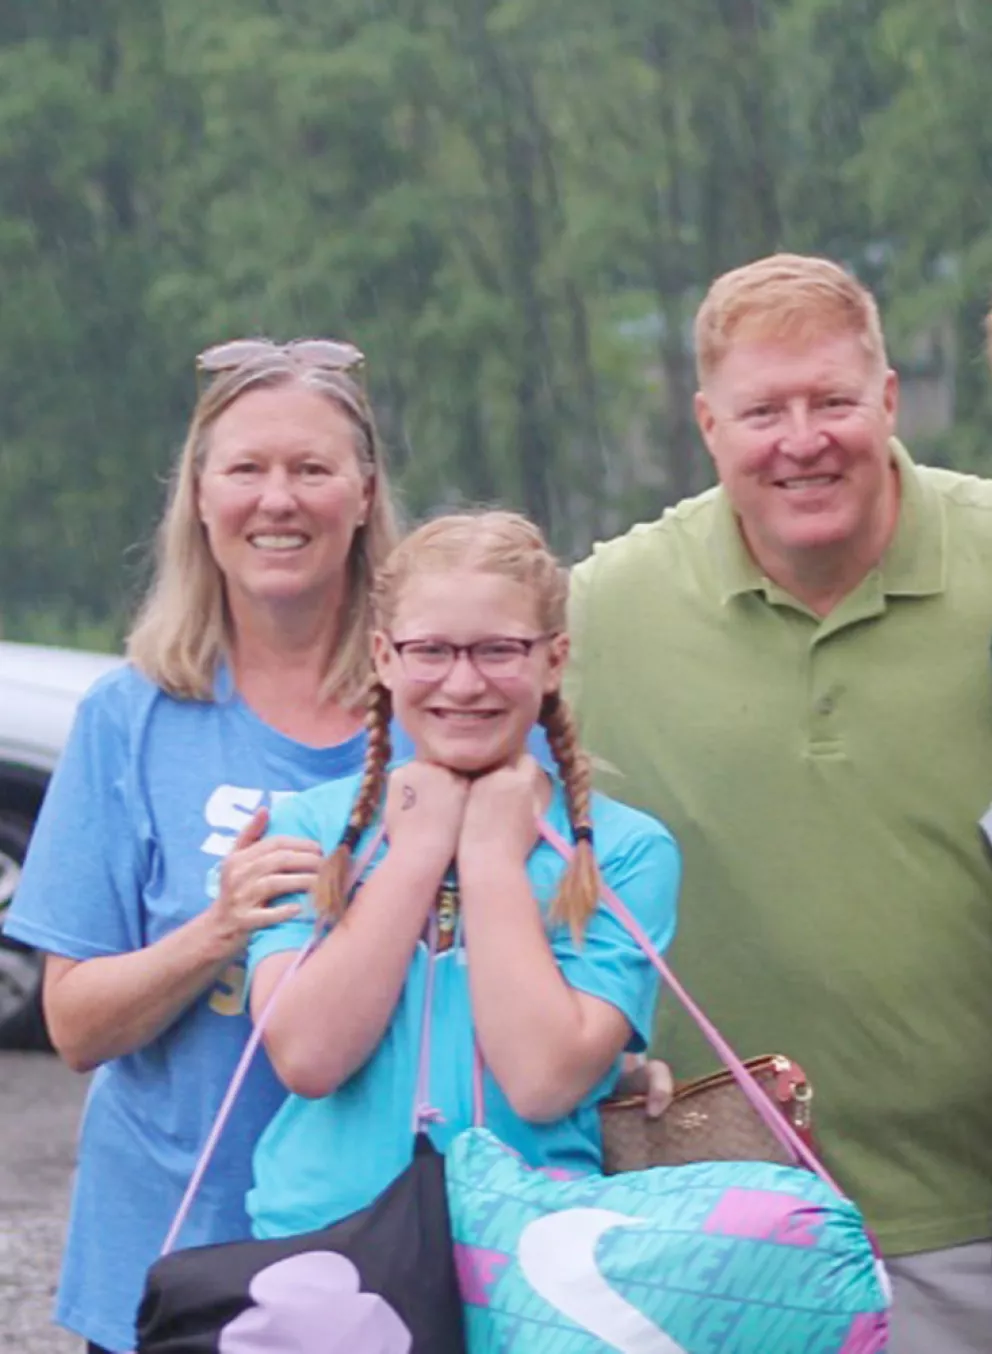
[[815, 695, 835, 716]]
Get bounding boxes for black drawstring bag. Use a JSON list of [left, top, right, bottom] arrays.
[[137, 1133, 465, 1353], [136, 844, 467, 1354]]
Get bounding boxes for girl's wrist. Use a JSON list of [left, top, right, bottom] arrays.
[[457, 843, 527, 880], [377, 839, 452, 893]]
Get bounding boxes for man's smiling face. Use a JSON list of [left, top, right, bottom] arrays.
[[694, 329, 898, 576]]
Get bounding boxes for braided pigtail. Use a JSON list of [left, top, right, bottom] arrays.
[[312, 680, 393, 920], [540, 690, 599, 941]]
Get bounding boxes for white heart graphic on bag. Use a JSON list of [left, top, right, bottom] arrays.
[[218, 1251, 412, 1354]]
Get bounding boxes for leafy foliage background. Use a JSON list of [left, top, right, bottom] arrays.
[[0, 0, 988, 646]]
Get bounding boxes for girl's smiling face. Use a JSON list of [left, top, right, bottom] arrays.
[[373, 569, 568, 775]]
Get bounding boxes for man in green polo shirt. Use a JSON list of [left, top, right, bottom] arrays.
[[568, 252, 992, 1353]]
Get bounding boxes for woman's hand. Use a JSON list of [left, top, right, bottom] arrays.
[[616, 1054, 675, 1118], [205, 807, 319, 954], [46, 805, 322, 1072], [383, 761, 470, 871], [458, 754, 544, 867]]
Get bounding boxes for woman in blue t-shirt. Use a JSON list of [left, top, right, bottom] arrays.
[[4, 339, 403, 1354], [246, 511, 680, 1236]]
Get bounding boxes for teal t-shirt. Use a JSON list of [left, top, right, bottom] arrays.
[[245, 774, 680, 1239]]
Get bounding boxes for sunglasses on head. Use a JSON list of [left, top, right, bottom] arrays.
[[195, 337, 366, 378]]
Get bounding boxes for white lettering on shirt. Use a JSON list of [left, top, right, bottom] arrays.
[[200, 785, 297, 857]]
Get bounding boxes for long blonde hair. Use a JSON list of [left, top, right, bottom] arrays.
[[315, 511, 600, 937], [127, 354, 400, 705]]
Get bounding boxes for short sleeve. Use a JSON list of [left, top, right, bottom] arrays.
[[3, 683, 148, 959], [244, 791, 326, 988], [551, 818, 680, 1051]]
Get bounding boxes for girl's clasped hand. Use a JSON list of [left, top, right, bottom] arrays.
[[382, 753, 544, 875]]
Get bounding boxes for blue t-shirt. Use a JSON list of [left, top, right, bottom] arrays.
[[3, 664, 397, 1353], [245, 775, 680, 1240]]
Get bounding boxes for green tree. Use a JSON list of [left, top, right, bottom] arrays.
[[0, 0, 980, 642], [850, 0, 992, 465]]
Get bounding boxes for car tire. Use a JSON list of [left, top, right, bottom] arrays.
[[0, 813, 51, 1051]]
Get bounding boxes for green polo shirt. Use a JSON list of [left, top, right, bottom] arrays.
[[568, 442, 992, 1256]]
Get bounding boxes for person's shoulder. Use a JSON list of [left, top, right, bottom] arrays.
[[79, 660, 156, 708], [79, 662, 239, 747], [69, 662, 165, 745], [575, 485, 722, 581], [914, 464, 992, 572], [589, 790, 680, 865], [916, 463, 992, 519], [587, 793, 681, 942], [268, 769, 365, 846]]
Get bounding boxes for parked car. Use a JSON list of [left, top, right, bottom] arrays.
[[0, 641, 122, 1048]]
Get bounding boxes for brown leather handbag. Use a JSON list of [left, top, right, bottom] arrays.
[[530, 818, 830, 1185], [599, 1054, 814, 1174]]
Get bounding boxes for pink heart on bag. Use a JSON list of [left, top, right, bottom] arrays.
[[218, 1251, 412, 1353]]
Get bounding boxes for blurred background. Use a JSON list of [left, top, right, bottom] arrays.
[[0, 0, 989, 650]]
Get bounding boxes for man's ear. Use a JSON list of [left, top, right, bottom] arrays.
[[694, 389, 718, 461], [882, 368, 899, 433]]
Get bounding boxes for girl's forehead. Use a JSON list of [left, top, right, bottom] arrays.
[[392, 568, 540, 627]]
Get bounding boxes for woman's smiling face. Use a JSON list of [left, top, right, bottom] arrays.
[[196, 381, 371, 617], [373, 569, 568, 775]]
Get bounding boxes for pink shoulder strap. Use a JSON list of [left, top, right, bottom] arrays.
[[160, 826, 386, 1256], [537, 817, 840, 1192]]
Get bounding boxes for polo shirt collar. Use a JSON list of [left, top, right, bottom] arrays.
[[712, 438, 946, 607]]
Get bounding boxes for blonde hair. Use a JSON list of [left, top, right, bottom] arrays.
[[127, 353, 399, 705], [315, 511, 600, 938], [695, 253, 888, 386]]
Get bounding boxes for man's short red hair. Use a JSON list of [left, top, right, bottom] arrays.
[[694, 253, 888, 386]]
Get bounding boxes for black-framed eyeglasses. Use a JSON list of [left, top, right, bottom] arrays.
[[389, 635, 553, 681], [196, 338, 366, 379]]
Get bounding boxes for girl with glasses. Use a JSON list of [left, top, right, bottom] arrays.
[[245, 511, 680, 1238]]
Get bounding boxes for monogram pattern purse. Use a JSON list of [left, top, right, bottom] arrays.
[[599, 1054, 814, 1173]]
